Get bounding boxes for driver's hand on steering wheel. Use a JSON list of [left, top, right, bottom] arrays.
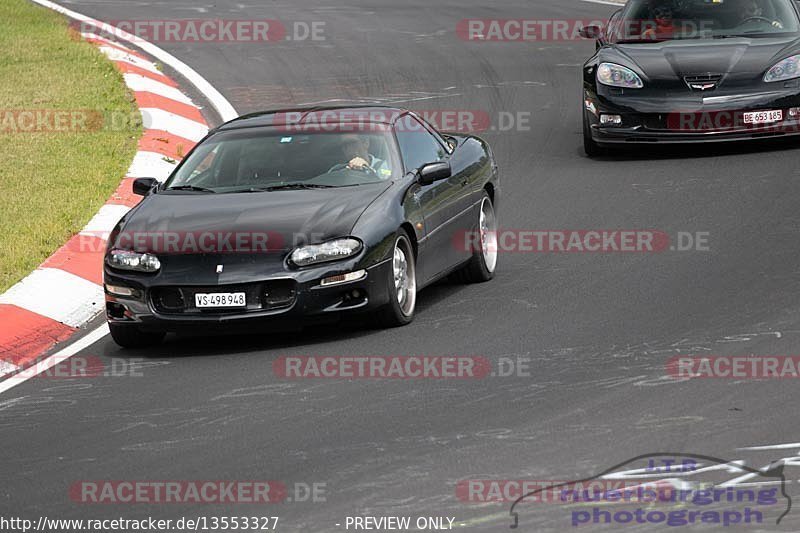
[[347, 156, 370, 170], [772, 20, 784, 28]]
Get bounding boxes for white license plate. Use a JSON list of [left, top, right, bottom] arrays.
[[743, 110, 783, 125], [195, 292, 246, 308]]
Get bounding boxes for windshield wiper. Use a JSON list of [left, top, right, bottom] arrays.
[[225, 183, 344, 193], [617, 38, 667, 44], [264, 183, 338, 191], [165, 185, 216, 193]]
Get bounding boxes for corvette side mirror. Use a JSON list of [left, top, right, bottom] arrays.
[[579, 25, 602, 39], [132, 177, 158, 196], [418, 162, 451, 185]]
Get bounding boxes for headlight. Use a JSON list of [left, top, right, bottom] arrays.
[[107, 249, 161, 272], [764, 54, 800, 82], [597, 63, 644, 89], [290, 238, 362, 267]]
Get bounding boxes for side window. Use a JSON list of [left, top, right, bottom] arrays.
[[395, 115, 447, 174]]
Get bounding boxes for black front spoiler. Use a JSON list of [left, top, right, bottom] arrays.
[[590, 123, 800, 145]]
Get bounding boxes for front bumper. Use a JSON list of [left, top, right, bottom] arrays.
[[585, 84, 800, 145], [104, 258, 392, 333]]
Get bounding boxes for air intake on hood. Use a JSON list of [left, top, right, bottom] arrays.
[[684, 74, 722, 91]]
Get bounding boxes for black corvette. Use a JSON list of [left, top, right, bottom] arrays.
[[581, 0, 800, 155], [103, 106, 499, 347]]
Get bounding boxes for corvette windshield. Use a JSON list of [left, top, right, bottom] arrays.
[[165, 127, 400, 193], [614, 0, 800, 42]]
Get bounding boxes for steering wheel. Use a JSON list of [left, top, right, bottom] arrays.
[[741, 16, 773, 25], [327, 162, 379, 177]]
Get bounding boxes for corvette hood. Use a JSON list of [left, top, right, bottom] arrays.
[[609, 36, 800, 83]]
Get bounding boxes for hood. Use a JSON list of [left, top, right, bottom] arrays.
[[109, 183, 391, 284], [608, 36, 800, 85], [118, 183, 390, 249]]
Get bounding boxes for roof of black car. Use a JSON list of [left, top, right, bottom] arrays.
[[217, 105, 410, 131]]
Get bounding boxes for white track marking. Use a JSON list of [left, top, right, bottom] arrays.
[[739, 443, 800, 451], [79, 204, 131, 235], [123, 74, 194, 105], [98, 46, 164, 76], [30, 0, 238, 121], [0, 324, 109, 395], [126, 150, 180, 180], [0, 361, 20, 378], [81, 32, 133, 51], [0, 269, 103, 327], [140, 108, 209, 142], [582, 0, 626, 5]]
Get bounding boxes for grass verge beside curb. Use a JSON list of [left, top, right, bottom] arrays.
[[0, 0, 141, 292]]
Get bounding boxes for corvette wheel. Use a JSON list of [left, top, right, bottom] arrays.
[[452, 192, 497, 283], [375, 230, 417, 327]]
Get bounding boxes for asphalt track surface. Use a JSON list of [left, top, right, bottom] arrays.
[[5, 0, 800, 531]]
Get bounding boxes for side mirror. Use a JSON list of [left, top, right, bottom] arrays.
[[418, 162, 451, 186], [579, 25, 602, 39], [132, 177, 158, 196]]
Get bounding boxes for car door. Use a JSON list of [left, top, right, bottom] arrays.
[[394, 114, 471, 283]]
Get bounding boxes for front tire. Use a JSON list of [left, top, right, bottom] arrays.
[[109, 323, 165, 348], [374, 230, 417, 328], [452, 193, 497, 284]]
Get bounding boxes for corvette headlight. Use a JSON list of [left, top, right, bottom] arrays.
[[597, 63, 644, 89], [764, 54, 800, 82], [107, 249, 161, 273], [290, 238, 362, 267]]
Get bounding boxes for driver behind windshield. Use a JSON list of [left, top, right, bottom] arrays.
[[737, 0, 784, 28], [641, 3, 677, 39], [339, 134, 391, 177]]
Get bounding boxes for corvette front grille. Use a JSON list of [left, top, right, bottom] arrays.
[[684, 74, 723, 91]]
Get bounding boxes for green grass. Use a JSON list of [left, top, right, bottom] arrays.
[[0, 0, 141, 292]]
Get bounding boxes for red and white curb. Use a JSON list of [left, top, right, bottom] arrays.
[[0, 2, 238, 378]]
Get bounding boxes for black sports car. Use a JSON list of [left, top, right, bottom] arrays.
[[581, 0, 800, 155], [103, 106, 500, 347]]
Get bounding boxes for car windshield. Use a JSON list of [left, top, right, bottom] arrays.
[[612, 0, 800, 42], [164, 127, 400, 194]]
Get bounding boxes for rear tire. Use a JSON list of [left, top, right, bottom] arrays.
[[109, 323, 165, 348], [452, 192, 497, 284], [374, 230, 417, 328], [583, 110, 605, 157]]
